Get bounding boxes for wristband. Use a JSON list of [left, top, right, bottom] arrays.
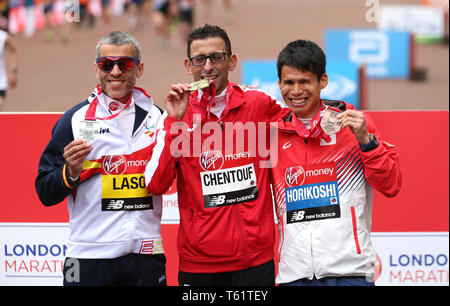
[[359, 133, 379, 152]]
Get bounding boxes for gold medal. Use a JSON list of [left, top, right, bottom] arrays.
[[189, 79, 211, 91]]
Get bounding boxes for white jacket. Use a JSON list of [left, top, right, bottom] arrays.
[[270, 100, 402, 284]]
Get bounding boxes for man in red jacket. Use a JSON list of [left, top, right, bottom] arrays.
[[271, 39, 402, 286], [144, 24, 287, 285]]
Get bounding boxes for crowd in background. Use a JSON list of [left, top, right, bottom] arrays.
[[0, 0, 234, 46]]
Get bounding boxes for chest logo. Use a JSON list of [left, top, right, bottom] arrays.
[[199, 151, 224, 171], [285, 166, 306, 187], [102, 155, 127, 175]]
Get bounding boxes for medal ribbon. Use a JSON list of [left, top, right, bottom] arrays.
[[190, 81, 233, 122], [85, 85, 133, 121], [290, 101, 331, 142]]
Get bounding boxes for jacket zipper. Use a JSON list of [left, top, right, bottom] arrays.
[[304, 136, 316, 278], [234, 205, 250, 268]]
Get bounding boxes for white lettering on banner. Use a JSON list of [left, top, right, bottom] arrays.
[[305, 167, 334, 177], [127, 159, 148, 168], [379, 5, 446, 39], [286, 184, 336, 203], [224, 151, 252, 161], [181, 290, 269, 303]]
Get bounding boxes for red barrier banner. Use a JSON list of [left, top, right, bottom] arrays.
[[0, 112, 448, 286]]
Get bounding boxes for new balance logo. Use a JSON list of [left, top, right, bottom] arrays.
[[106, 200, 125, 210], [290, 210, 305, 222], [209, 195, 226, 206]]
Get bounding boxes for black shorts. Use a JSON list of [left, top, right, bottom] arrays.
[[178, 260, 275, 286], [63, 253, 167, 286], [0, 90, 6, 97]]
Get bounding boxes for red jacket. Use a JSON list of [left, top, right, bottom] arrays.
[[145, 82, 288, 273]]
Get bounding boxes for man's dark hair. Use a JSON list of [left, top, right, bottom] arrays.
[[277, 40, 326, 81], [187, 24, 232, 58]]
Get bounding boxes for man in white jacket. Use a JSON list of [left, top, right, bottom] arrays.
[[36, 31, 167, 286], [271, 39, 402, 286]]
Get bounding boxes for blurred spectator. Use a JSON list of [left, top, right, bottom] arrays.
[[202, 0, 233, 25], [0, 0, 8, 30], [100, 0, 111, 32], [126, 0, 152, 32], [152, 0, 177, 49], [0, 28, 19, 110], [178, 0, 194, 45], [24, 0, 35, 37]]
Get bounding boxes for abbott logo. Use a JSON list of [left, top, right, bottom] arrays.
[[349, 31, 388, 64]]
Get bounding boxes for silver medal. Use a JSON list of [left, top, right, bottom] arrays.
[[79, 120, 101, 144]]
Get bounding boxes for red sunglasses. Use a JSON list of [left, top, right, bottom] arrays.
[[96, 56, 140, 72]]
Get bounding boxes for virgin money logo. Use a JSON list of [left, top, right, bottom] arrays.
[[285, 166, 306, 187], [374, 253, 382, 283], [199, 151, 224, 171], [103, 155, 127, 175], [108, 101, 120, 112]]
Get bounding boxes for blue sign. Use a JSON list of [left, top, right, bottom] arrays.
[[325, 29, 411, 79], [242, 59, 361, 109], [242, 60, 281, 100], [320, 60, 360, 108]]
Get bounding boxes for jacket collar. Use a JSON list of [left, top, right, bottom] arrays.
[[275, 100, 331, 141]]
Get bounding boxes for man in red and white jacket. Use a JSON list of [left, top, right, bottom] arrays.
[[144, 24, 288, 285], [271, 40, 402, 286]]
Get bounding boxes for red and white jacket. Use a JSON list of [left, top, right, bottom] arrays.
[[145, 82, 288, 273], [270, 100, 402, 284]]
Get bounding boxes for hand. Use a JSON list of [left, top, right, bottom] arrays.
[[165, 83, 190, 120], [8, 73, 18, 89], [63, 139, 93, 178], [337, 110, 371, 144]]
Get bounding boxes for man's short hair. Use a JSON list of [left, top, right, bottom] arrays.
[[96, 31, 141, 59], [187, 24, 232, 58], [277, 40, 326, 81]]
